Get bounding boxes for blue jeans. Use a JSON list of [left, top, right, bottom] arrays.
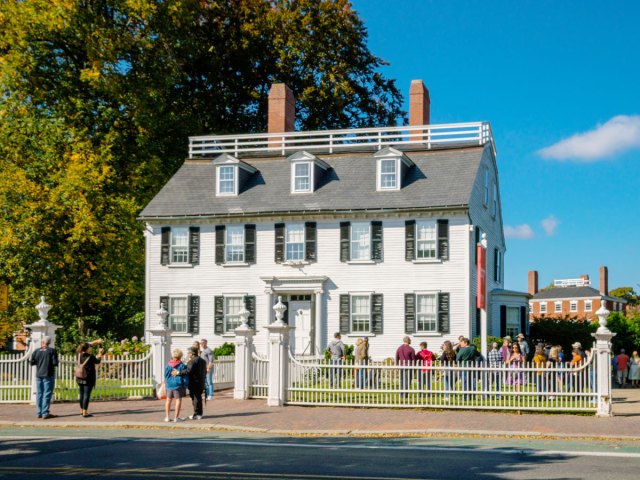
[[205, 368, 214, 398], [36, 375, 55, 417], [329, 359, 342, 387]]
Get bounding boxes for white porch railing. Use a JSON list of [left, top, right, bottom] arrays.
[[189, 122, 495, 158], [213, 355, 235, 389], [250, 353, 269, 399], [287, 353, 598, 412], [0, 346, 35, 403]]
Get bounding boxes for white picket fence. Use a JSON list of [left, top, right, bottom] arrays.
[[251, 352, 269, 398], [213, 355, 235, 390], [286, 353, 598, 412], [0, 347, 35, 403]]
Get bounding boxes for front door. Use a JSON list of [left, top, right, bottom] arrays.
[[289, 299, 312, 355]]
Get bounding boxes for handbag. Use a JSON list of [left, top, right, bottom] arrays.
[[75, 354, 91, 380]]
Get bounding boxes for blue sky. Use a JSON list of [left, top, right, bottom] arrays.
[[353, 0, 640, 293]]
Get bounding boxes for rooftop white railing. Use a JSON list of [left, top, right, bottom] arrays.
[[189, 121, 495, 159]]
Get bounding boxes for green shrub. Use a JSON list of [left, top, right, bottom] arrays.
[[529, 316, 598, 354], [213, 342, 235, 358]]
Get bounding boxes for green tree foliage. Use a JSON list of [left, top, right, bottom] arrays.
[[609, 287, 639, 306], [0, 0, 403, 347], [529, 317, 598, 354], [605, 311, 640, 354]]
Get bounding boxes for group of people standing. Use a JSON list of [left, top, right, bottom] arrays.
[[613, 349, 640, 388], [163, 338, 215, 422]]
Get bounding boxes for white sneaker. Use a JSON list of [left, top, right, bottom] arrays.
[[174, 417, 184, 423], [189, 415, 202, 420], [164, 417, 170, 422], [206, 396, 213, 401]]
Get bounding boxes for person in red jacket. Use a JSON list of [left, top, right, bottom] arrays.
[[417, 342, 435, 393], [396, 337, 416, 398]]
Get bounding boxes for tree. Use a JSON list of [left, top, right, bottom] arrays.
[[609, 287, 639, 306], [0, 0, 404, 347]]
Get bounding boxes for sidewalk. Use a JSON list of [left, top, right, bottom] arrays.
[[1, 387, 639, 440]]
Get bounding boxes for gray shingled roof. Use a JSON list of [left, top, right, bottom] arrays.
[[532, 287, 626, 303], [139, 146, 486, 219]]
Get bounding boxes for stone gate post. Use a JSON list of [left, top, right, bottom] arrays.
[[592, 302, 615, 417], [234, 302, 254, 400], [266, 296, 290, 407], [146, 303, 173, 395]]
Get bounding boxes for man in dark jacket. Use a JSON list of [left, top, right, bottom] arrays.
[[456, 338, 480, 401], [396, 337, 416, 398], [185, 346, 207, 420], [30, 336, 58, 419]]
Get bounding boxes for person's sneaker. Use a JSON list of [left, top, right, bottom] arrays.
[[174, 417, 184, 423], [193, 415, 203, 420], [206, 396, 213, 401], [42, 414, 57, 419], [164, 417, 170, 422]]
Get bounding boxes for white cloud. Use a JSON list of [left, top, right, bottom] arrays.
[[538, 115, 640, 161], [504, 224, 535, 240], [541, 215, 560, 236]]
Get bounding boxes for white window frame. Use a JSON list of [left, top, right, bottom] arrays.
[[377, 158, 400, 191], [291, 161, 313, 193], [492, 182, 498, 217], [350, 294, 371, 333], [483, 169, 490, 206], [554, 301, 562, 313], [225, 225, 245, 263], [350, 222, 371, 261], [224, 296, 244, 333], [570, 301, 578, 313], [170, 227, 189, 264], [585, 300, 592, 312], [217, 165, 237, 196], [415, 293, 438, 333], [285, 223, 305, 262], [168, 296, 188, 333], [506, 306, 520, 338], [415, 220, 437, 259], [540, 302, 547, 314]]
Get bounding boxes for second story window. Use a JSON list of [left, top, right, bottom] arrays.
[[218, 165, 236, 195], [350, 222, 371, 260], [293, 162, 311, 193], [585, 300, 592, 312], [379, 159, 398, 190], [286, 224, 305, 261], [416, 221, 437, 258], [540, 302, 547, 314], [170, 227, 189, 264], [570, 301, 577, 312], [555, 301, 562, 313], [225, 225, 245, 263]]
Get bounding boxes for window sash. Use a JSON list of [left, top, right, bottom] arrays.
[[415, 221, 436, 258], [224, 297, 243, 332], [379, 159, 397, 189], [506, 306, 519, 338], [285, 224, 305, 261], [540, 303, 547, 313], [554, 302, 562, 313], [170, 228, 189, 264], [350, 295, 371, 332], [218, 166, 235, 194], [293, 162, 311, 192], [570, 301, 578, 312], [350, 222, 371, 260], [169, 297, 188, 333], [416, 294, 437, 332], [225, 225, 245, 262], [585, 301, 592, 312]]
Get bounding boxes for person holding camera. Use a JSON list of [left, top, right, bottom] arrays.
[[75, 340, 104, 418]]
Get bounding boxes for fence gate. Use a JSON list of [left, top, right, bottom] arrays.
[[0, 346, 34, 403], [250, 353, 269, 398]]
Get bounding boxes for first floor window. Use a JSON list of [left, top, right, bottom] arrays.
[[416, 221, 436, 258], [351, 222, 371, 260], [169, 297, 188, 332], [416, 294, 437, 332], [225, 225, 244, 262], [585, 300, 592, 312], [171, 227, 189, 264], [350, 295, 371, 332], [225, 297, 243, 332], [555, 302, 562, 313], [285, 224, 305, 261], [506, 306, 519, 338], [540, 302, 547, 314]]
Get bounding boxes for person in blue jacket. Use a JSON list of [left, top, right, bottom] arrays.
[[164, 349, 189, 422]]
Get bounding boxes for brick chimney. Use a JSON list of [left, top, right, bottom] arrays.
[[599, 266, 608, 295], [268, 83, 295, 134], [409, 80, 430, 126], [580, 274, 590, 285], [528, 270, 538, 295]]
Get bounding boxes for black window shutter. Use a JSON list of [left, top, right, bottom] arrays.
[[245, 224, 256, 264], [340, 222, 350, 262], [475, 306, 481, 338], [161, 227, 171, 265], [493, 248, 498, 282], [520, 306, 527, 335], [160, 296, 169, 310], [189, 227, 200, 265], [274, 223, 285, 263], [305, 222, 317, 262], [244, 295, 256, 329], [339, 294, 350, 333], [404, 293, 416, 334], [371, 294, 383, 334], [437, 219, 449, 260], [474, 226, 480, 263], [215, 226, 225, 265], [371, 221, 383, 261], [405, 220, 415, 261], [437, 292, 450, 334], [499, 305, 507, 337], [188, 295, 200, 334], [214, 296, 224, 335]]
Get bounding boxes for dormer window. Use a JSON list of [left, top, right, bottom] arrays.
[[374, 147, 414, 191], [213, 154, 257, 197], [288, 151, 329, 194]]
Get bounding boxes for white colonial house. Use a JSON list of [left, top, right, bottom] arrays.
[[140, 80, 529, 359]]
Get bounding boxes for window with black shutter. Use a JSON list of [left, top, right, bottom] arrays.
[[474, 226, 480, 263], [305, 222, 317, 262], [245, 224, 256, 264], [340, 222, 350, 262], [274, 223, 285, 263], [189, 227, 200, 265], [214, 296, 224, 335], [520, 306, 527, 335], [160, 296, 169, 310], [437, 292, 450, 334], [244, 295, 256, 329], [371, 294, 383, 334], [188, 295, 200, 334], [404, 293, 416, 334], [371, 221, 383, 261], [437, 220, 449, 260], [339, 294, 350, 333], [161, 227, 171, 265], [475, 306, 481, 338], [215, 226, 225, 265], [405, 220, 415, 261], [500, 305, 507, 337]]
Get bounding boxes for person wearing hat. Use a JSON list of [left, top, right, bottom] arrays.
[[616, 348, 630, 388], [517, 333, 530, 361]]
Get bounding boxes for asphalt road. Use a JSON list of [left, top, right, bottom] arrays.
[[1, 427, 640, 480]]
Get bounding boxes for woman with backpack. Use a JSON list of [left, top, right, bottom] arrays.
[[164, 349, 189, 422], [75, 341, 104, 417]]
